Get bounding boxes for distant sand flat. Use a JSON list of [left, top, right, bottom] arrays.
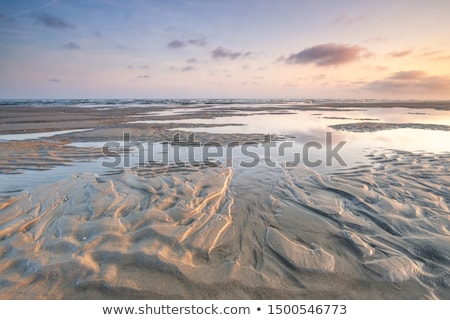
[[330, 122, 450, 132]]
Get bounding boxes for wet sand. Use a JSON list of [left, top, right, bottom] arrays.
[[0, 102, 449, 299], [330, 122, 450, 132]]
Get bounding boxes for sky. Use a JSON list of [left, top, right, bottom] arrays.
[[0, 0, 450, 99]]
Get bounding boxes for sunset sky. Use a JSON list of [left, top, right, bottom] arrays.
[[1, 0, 450, 99]]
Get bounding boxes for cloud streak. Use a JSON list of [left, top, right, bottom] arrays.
[[364, 70, 450, 94], [187, 58, 199, 64], [430, 55, 450, 61], [63, 42, 81, 50], [285, 43, 366, 66], [182, 66, 195, 72], [0, 12, 15, 22], [167, 40, 185, 49], [387, 50, 412, 58], [388, 70, 427, 80], [211, 46, 251, 60], [333, 14, 366, 26], [167, 37, 207, 49], [187, 37, 207, 47], [34, 13, 75, 30], [11, 0, 59, 18]]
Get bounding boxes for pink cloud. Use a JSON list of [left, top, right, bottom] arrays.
[[364, 70, 450, 95], [285, 43, 367, 67], [387, 50, 412, 58]]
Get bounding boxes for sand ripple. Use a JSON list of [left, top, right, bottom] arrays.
[[1, 152, 449, 298]]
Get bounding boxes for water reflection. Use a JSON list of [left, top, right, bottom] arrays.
[[2, 106, 450, 193], [145, 107, 450, 155]]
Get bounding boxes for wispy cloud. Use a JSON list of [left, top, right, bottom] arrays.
[[375, 65, 388, 71], [182, 66, 195, 72], [212, 46, 251, 60], [388, 70, 427, 80], [127, 64, 150, 70], [12, 0, 59, 18], [333, 14, 366, 26], [114, 44, 127, 50], [364, 70, 450, 94], [364, 36, 387, 43], [93, 31, 102, 38], [34, 13, 75, 30], [167, 37, 208, 49], [187, 37, 207, 47], [167, 40, 185, 49], [0, 12, 15, 22], [137, 75, 151, 79], [164, 25, 176, 32], [431, 55, 450, 61], [285, 43, 367, 66], [49, 78, 60, 83], [63, 42, 81, 50], [420, 50, 442, 57], [387, 50, 412, 58], [418, 49, 450, 61], [187, 58, 199, 64]]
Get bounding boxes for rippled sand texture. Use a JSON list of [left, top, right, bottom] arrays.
[[1, 150, 449, 299]]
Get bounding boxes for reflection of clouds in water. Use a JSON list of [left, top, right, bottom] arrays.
[[287, 129, 346, 145], [132, 107, 450, 155], [363, 108, 450, 124]]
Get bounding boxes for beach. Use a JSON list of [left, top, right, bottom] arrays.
[[1, 100, 449, 299]]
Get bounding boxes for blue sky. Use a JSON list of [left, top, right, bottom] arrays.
[[1, 0, 450, 99]]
